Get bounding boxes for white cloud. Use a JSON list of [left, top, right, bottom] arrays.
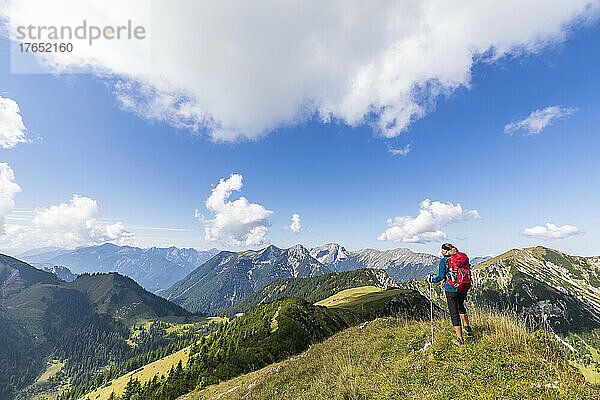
[[389, 144, 412, 156], [201, 174, 273, 246], [1, 1, 596, 141], [289, 213, 301, 233], [378, 199, 481, 243], [504, 105, 577, 135], [521, 222, 582, 240], [2, 194, 134, 249], [0, 96, 29, 148], [0, 163, 22, 233]]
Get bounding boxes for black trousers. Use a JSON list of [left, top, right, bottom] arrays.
[[445, 291, 467, 327]]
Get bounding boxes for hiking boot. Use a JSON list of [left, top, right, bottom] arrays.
[[452, 337, 464, 346], [464, 326, 473, 338]]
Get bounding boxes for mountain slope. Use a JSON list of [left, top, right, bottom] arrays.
[[410, 247, 600, 333], [189, 311, 598, 400], [222, 268, 398, 317], [309, 243, 349, 265], [21, 243, 219, 293], [0, 254, 195, 399], [469, 247, 600, 332], [84, 288, 431, 399], [68, 273, 192, 322], [310, 243, 440, 282], [0, 253, 61, 298], [404, 246, 600, 384], [408, 246, 600, 334], [164, 244, 331, 313]]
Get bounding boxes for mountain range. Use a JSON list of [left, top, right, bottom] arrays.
[[19, 243, 219, 293], [309, 243, 440, 281], [64, 240, 600, 400], [17, 242, 443, 315], [164, 244, 330, 313], [164, 243, 443, 314], [4, 243, 600, 399]]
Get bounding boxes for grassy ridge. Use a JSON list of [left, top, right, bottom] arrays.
[[190, 309, 599, 400], [314, 285, 383, 307]]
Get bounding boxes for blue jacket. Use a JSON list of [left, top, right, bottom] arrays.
[[431, 254, 457, 293]]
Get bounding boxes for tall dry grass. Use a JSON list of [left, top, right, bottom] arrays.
[[191, 308, 596, 400]]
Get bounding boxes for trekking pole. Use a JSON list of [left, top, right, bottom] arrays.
[[429, 275, 434, 344], [421, 275, 434, 351]]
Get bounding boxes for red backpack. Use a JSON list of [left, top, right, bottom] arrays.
[[446, 252, 471, 292]]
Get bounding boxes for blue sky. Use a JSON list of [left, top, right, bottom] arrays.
[[0, 2, 599, 257]]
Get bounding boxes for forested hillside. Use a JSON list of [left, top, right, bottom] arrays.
[[66, 288, 431, 399], [221, 268, 397, 317], [0, 254, 210, 400]]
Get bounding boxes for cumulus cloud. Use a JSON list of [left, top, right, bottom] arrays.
[[389, 145, 412, 156], [201, 174, 273, 246], [378, 199, 481, 243], [0, 163, 21, 233], [0, 96, 29, 148], [504, 105, 577, 135], [521, 222, 582, 240], [289, 213, 301, 233], [2, 194, 134, 249], [1, 1, 597, 141]]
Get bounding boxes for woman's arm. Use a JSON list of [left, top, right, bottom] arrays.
[[431, 258, 446, 283]]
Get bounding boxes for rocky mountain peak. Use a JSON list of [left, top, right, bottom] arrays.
[[287, 244, 311, 258], [309, 243, 349, 265]]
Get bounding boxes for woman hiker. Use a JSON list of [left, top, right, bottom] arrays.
[[430, 243, 473, 346]]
